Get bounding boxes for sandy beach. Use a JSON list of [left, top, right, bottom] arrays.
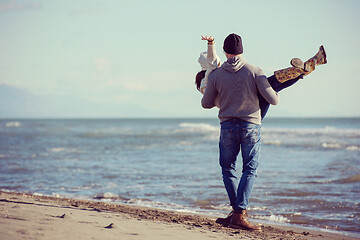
[[0, 191, 358, 240]]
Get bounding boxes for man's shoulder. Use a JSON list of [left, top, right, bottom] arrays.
[[243, 62, 261, 72], [242, 62, 264, 77]]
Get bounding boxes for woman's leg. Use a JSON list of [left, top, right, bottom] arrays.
[[301, 45, 327, 76], [259, 75, 303, 119], [259, 46, 327, 119], [258, 93, 270, 120], [268, 75, 302, 92], [275, 46, 327, 83]]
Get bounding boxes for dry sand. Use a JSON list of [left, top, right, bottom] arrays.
[[0, 191, 358, 240]]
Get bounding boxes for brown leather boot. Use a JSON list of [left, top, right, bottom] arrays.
[[229, 210, 261, 231], [215, 210, 233, 226], [291, 45, 327, 77]]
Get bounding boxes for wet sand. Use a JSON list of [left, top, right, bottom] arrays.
[[0, 191, 358, 240]]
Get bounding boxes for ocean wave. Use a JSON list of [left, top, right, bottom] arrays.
[[76, 122, 219, 140], [210, 203, 233, 213], [255, 214, 290, 223], [93, 192, 126, 200], [192, 199, 219, 210], [321, 143, 360, 151], [262, 126, 360, 137], [117, 198, 226, 216], [5, 121, 21, 127], [124, 198, 196, 213], [248, 206, 268, 211], [51, 147, 66, 153], [177, 122, 219, 133], [321, 142, 342, 149], [261, 126, 360, 151], [346, 146, 360, 151], [49, 147, 82, 153], [33, 192, 45, 196], [263, 139, 282, 145]]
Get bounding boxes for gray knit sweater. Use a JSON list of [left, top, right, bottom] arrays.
[[201, 56, 279, 125]]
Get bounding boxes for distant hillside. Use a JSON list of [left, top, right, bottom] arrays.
[[0, 84, 45, 118], [0, 84, 155, 118]]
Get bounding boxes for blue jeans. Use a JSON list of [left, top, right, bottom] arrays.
[[219, 119, 261, 211]]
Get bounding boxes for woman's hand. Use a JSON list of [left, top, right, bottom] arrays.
[[201, 36, 214, 42]]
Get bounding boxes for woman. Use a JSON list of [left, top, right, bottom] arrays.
[[196, 36, 327, 119]]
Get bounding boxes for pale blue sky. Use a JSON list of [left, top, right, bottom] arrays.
[[1, 0, 359, 118]]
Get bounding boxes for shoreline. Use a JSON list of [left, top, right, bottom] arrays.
[[1, 191, 358, 240]]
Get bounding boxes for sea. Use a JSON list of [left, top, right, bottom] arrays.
[[0, 118, 359, 237]]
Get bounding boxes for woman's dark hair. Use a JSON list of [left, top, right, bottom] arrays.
[[195, 70, 206, 91]]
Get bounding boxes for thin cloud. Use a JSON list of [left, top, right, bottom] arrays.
[[0, 0, 42, 11], [94, 57, 111, 74], [123, 82, 147, 91], [69, 2, 104, 15]]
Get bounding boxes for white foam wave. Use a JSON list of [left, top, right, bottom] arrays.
[[0, 189, 14, 193], [51, 193, 62, 198], [321, 142, 342, 149], [210, 203, 232, 212], [49, 147, 82, 153], [33, 192, 44, 196], [263, 139, 282, 145], [51, 147, 65, 153], [178, 122, 219, 133], [255, 214, 290, 223], [266, 127, 360, 136], [5, 121, 21, 127], [178, 141, 192, 146], [123, 199, 234, 217], [248, 206, 268, 211], [94, 192, 120, 200], [346, 145, 360, 151], [262, 126, 360, 151], [125, 198, 196, 213]]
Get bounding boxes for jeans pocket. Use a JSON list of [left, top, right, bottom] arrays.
[[220, 129, 233, 147], [242, 128, 260, 144]]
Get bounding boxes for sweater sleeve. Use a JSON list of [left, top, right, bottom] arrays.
[[207, 43, 216, 61], [201, 74, 217, 109], [207, 43, 220, 70], [200, 43, 221, 94], [255, 70, 279, 105]]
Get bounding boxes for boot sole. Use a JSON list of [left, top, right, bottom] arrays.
[[229, 223, 262, 231], [290, 58, 304, 69], [290, 58, 311, 72], [215, 219, 231, 226], [320, 45, 327, 64]]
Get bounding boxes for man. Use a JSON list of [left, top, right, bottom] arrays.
[[201, 33, 279, 231]]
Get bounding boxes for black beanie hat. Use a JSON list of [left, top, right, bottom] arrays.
[[223, 33, 243, 55]]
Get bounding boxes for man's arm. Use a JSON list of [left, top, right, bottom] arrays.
[[256, 74, 279, 105], [201, 75, 218, 109]]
